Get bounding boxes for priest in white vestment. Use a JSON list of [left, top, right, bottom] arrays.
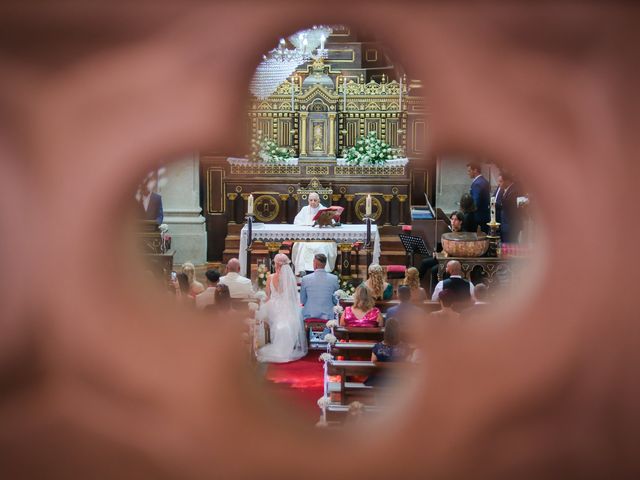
[[291, 192, 338, 275]]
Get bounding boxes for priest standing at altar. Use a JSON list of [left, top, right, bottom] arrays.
[[291, 192, 338, 275]]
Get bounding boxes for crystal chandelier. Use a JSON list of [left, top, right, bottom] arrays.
[[250, 26, 333, 100]]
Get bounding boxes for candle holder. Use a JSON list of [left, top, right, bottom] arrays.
[[485, 220, 501, 257]]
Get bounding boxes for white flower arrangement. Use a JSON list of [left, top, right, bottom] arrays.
[[325, 319, 339, 329], [324, 333, 337, 345], [343, 131, 398, 165], [248, 302, 259, 312], [317, 396, 331, 409], [254, 290, 267, 303], [319, 353, 334, 363], [332, 305, 343, 316], [256, 263, 269, 290]]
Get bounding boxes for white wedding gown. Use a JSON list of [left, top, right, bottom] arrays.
[[256, 264, 308, 363]]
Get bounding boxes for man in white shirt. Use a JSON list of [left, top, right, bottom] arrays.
[[195, 270, 220, 309], [291, 192, 337, 275], [219, 258, 253, 299], [431, 260, 475, 303]]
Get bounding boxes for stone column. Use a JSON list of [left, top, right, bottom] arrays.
[[345, 194, 355, 224], [279, 194, 289, 223], [383, 194, 394, 226], [159, 153, 206, 265], [397, 194, 408, 224]]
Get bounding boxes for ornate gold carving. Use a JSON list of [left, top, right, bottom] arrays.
[[279, 194, 289, 201], [382, 194, 394, 202], [339, 243, 353, 253], [334, 165, 405, 176], [287, 186, 295, 194], [397, 194, 408, 202], [339, 186, 347, 194], [306, 165, 329, 176], [235, 186, 243, 193], [227, 193, 238, 200], [240, 193, 250, 200], [265, 242, 282, 254], [254, 195, 280, 222], [230, 164, 300, 175], [391, 187, 399, 195], [354, 196, 382, 221], [344, 194, 355, 202], [331, 194, 342, 202]]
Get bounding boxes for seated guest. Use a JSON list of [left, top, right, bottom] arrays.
[[402, 267, 427, 301], [181, 262, 205, 296], [365, 318, 409, 387], [370, 319, 408, 362], [219, 258, 254, 299], [340, 284, 383, 327], [386, 285, 423, 322], [431, 260, 475, 307], [459, 193, 480, 233], [172, 272, 194, 304], [213, 284, 232, 311], [463, 283, 490, 318], [365, 264, 393, 301], [430, 289, 461, 320], [300, 253, 339, 320], [195, 269, 220, 310]]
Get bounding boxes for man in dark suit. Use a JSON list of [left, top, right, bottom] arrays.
[[497, 171, 521, 243], [467, 162, 491, 233], [138, 182, 164, 225]]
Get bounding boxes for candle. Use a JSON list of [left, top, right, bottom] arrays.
[[343, 77, 347, 111], [366, 194, 372, 217], [490, 197, 496, 224], [248, 194, 254, 216], [399, 77, 403, 111]]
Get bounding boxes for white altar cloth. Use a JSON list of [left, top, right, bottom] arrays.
[[239, 224, 381, 276]]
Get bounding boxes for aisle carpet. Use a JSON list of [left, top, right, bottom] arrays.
[[264, 352, 324, 422]]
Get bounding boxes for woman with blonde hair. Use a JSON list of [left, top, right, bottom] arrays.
[[340, 284, 383, 327], [365, 264, 393, 300], [181, 262, 205, 296], [256, 253, 307, 363], [402, 267, 427, 301]]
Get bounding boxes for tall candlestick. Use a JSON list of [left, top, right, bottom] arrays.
[[399, 77, 403, 111], [343, 77, 347, 111], [366, 194, 372, 217], [248, 194, 254, 216]]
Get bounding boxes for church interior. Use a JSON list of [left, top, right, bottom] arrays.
[[1, 2, 638, 478]]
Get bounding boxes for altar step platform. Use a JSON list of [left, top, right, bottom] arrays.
[[222, 223, 410, 274]]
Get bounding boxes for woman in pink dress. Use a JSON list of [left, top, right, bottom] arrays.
[[340, 284, 384, 327]]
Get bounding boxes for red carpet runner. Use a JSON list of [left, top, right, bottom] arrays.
[[264, 352, 324, 422]]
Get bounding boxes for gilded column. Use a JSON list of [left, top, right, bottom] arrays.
[[279, 194, 289, 223], [226, 193, 238, 224], [383, 194, 394, 226], [397, 194, 408, 225], [345, 194, 355, 224], [299, 112, 308, 156], [328, 112, 336, 156]]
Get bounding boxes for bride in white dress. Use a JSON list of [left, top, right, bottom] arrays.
[[256, 253, 308, 363]]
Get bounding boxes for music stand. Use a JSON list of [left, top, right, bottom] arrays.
[[399, 233, 432, 268]]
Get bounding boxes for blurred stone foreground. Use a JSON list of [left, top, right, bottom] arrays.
[[0, 2, 638, 479]]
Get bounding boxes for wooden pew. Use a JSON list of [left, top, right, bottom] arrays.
[[331, 342, 375, 361], [334, 327, 384, 342], [327, 360, 413, 405]]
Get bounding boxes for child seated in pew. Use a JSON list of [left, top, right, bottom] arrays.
[[340, 284, 384, 327]]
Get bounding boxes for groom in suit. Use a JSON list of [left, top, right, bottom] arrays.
[[300, 253, 339, 320]]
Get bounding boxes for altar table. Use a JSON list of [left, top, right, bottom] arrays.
[[240, 224, 380, 277]]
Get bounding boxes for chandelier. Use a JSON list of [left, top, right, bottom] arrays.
[[250, 26, 333, 100]]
